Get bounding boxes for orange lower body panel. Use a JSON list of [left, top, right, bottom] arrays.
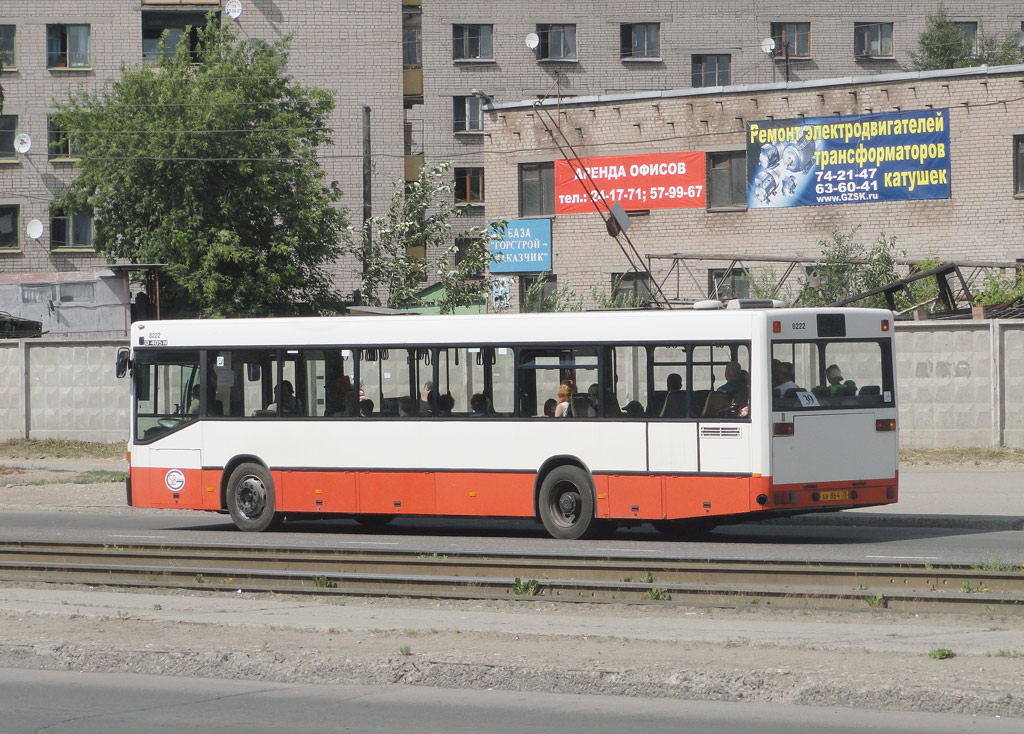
[[129, 466, 897, 520]]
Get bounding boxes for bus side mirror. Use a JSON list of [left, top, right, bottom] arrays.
[[115, 348, 131, 378]]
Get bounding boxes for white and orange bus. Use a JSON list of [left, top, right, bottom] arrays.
[[116, 305, 898, 538]]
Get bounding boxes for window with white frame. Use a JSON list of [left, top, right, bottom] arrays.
[[0, 25, 15, 68], [953, 21, 978, 54], [453, 96, 483, 132], [47, 24, 90, 68], [620, 23, 659, 59], [536, 23, 576, 60], [518, 162, 555, 216], [770, 22, 810, 58], [453, 24, 492, 60], [0, 115, 16, 159], [854, 22, 893, 58], [48, 117, 80, 160], [50, 209, 93, 249], [707, 151, 747, 209], [455, 167, 484, 205], [691, 54, 730, 87], [0, 204, 18, 250]]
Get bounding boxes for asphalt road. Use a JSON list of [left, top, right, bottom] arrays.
[[2, 669, 1018, 734], [2, 509, 1021, 566]]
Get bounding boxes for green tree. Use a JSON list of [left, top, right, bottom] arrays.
[[351, 160, 500, 313], [911, 5, 1024, 70], [51, 17, 347, 317], [797, 227, 903, 308], [520, 274, 583, 312]]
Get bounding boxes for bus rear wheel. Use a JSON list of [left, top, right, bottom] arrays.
[[226, 462, 283, 532], [538, 465, 596, 540]]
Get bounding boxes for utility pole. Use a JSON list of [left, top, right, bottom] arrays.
[[361, 105, 372, 282]]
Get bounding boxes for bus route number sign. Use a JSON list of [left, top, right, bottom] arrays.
[[795, 391, 819, 408]]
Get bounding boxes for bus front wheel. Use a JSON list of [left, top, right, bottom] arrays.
[[226, 462, 283, 532], [538, 465, 596, 540]]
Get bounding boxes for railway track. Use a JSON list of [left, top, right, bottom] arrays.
[[1, 540, 1022, 614]]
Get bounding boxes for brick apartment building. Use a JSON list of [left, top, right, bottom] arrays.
[[2, 1, 1023, 331]]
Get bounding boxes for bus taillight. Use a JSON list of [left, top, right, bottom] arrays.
[[876, 419, 896, 432], [773, 422, 794, 436], [881, 319, 890, 332]]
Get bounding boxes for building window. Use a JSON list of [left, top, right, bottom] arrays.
[[519, 162, 555, 216], [708, 268, 750, 299], [691, 54, 730, 87], [454, 167, 484, 205], [953, 21, 978, 54], [403, 8, 421, 67], [142, 11, 209, 63], [0, 115, 16, 160], [59, 282, 95, 303], [453, 96, 483, 132], [620, 23, 659, 59], [770, 22, 810, 58], [0, 204, 18, 251], [520, 274, 557, 312], [47, 24, 90, 69], [50, 209, 93, 250], [1014, 136, 1024, 196], [453, 24, 492, 60], [536, 24, 576, 60], [48, 118, 80, 160], [0, 25, 16, 69], [22, 284, 56, 303], [708, 151, 747, 209], [611, 272, 651, 306], [854, 22, 893, 58]]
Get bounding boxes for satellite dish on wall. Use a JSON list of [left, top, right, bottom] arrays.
[[14, 134, 31, 154], [26, 219, 43, 240], [525, 32, 540, 50], [225, 0, 243, 19], [761, 37, 776, 55]]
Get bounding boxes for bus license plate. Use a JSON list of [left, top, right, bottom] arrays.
[[820, 491, 849, 501]]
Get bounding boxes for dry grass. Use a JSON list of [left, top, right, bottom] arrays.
[[900, 446, 1024, 466], [0, 439, 126, 461]]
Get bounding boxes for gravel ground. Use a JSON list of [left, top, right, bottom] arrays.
[[1, 462, 1022, 719]]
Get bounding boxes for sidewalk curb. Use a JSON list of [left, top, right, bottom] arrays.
[[760, 512, 1024, 532]]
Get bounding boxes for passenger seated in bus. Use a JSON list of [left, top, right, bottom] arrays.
[[326, 373, 352, 416], [188, 385, 201, 415], [825, 364, 857, 396], [398, 395, 417, 417], [268, 380, 303, 415], [659, 373, 685, 418], [773, 362, 800, 398], [359, 398, 374, 417], [554, 383, 573, 417], [436, 393, 455, 416], [624, 400, 644, 418], [472, 393, 490, 416], [719, 361, 745, 399], [419, 380, 434, 414]]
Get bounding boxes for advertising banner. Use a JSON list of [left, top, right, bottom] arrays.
[[746, 108, 951, 208], [555, 152, 706, 214], [489, 218, 552, 274]]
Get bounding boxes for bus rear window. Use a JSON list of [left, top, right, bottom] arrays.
[[771, 340, 892, 411]]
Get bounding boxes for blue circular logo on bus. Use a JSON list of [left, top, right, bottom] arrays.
[[164, 469, 186, 491]]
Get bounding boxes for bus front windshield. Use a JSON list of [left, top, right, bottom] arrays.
[[134, 350, 201, 442], [771, 339, 893, 411]]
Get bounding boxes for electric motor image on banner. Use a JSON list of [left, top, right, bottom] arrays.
[[746, 108, 951, 209]]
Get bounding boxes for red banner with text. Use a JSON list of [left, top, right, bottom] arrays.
[[554, 152, 706, 214]]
